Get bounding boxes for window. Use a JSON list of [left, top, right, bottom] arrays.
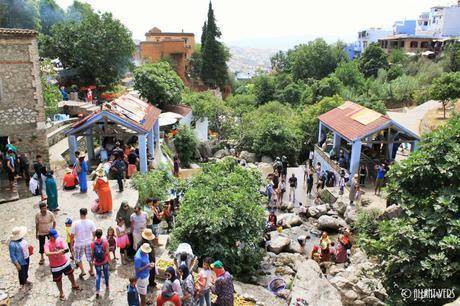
[[399, 41, 405, 48], [421, 41, 429, 48], [410, 41, 418, 48], [391, 41, 399, 48], [424, 21, 428, 26]]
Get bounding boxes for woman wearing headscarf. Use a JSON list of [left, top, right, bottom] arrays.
[[93, 168, 113, 213], [76, 153, 88, 193], [210, 261, 234, 306], [320, 232, 331, 262], [45, 171, 59, 212], [178, 264, 195, 306], [116, 201, 135, 258], [165, 266, 183, 298], [156, 280, 181, 306]]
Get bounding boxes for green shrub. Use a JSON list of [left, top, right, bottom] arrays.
[[131, 166, 176, 205], [174, 125, 199, 168]]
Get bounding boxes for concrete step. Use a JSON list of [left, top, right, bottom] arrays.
[[47, 122, 74, 146]]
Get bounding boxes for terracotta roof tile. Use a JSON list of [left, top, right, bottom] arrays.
[[319, 101, 391, 141], [162, 104, 192, 117]]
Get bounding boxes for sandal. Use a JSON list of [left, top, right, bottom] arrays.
[[89, 272, 95, 277], [59, 294, 65, 301], [79, 273, 86, 280], [39, 259, 45, 265], [72, 286, 82, 291]]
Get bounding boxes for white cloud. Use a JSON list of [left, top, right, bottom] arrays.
[[55, 0, 456, 48]]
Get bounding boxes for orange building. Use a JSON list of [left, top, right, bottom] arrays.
[[139, 27, 195, 84]]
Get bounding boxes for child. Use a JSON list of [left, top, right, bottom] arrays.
[[311, 245, 321, 263], [116, 218, 129, 265], [298, 203, 307, 218], [64, 218, 74, 260], [279, 179, 286, 204], [107, 227, 117, 261], [339, 172, 345, 195], [329, 241, 337, 262], [127, 276, 140, 306]]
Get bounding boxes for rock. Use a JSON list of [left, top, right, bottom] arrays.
[[273, 253, 301, 270], [198, 142, 212, 160], [275, 289, 290, 300], [373, 288, 388, 301], [239, 151, 257, 163], [287, 239, 303, 254], [362, 296, 385, 306], [233, 281, 286, 306], [317, 215, 348, 231], [268, 235, 291, 254], [318, 189, 337, 204], [278, 213, 303, 227], [275, 266, 296, 276], [353, 300, 366, 306], [330, 276, 354, 290], [332, 201, 347, 216], [350, 249, 368, 265], [443, 297, 460, 306], [289, 259, 343, 306], [213, 148, 230, 159], [329, 265, 346, 276], [379, 204, 401, 220], [261, 156, 273, 163], [353, 279, 374, 296], [344, 205, 358, 224], [307, 204, 329, 218], [343, 290, 358, 304]]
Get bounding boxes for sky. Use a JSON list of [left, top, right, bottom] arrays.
[[55, 0, 456, 50]]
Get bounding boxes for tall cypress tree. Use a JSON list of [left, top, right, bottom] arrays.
[[200, 1, 229, 89]]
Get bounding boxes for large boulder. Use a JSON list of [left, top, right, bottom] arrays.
[[268, 234, 291, 254], [332, 201, 347, 216], [278, 213, 303, 228], [261, 156, 273, 163], [287, 239, 303, 254], [239, 151, 257, 163], [289, 259, 343, 306], [344, 205, 358, 224], [213, 148, 230, 159], [308, 204, 329, 218], [318, 189, 337, 204], [233, 281, 286, 306], [317, 215, 348, 231], [379, 204, 401, 220], [198, 142, 212, 160]]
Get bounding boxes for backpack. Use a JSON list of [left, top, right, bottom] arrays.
[[94, 240, 105, 264]]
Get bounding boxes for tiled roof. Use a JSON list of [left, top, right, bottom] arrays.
[[0, 28, 38, 36], [318, 101, 391, 141], [162, 104, 192, 117]]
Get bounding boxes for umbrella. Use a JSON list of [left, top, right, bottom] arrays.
[[159, 112, 183, 126]]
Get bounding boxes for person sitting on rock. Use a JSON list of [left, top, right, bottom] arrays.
[[298, 203, 307, 218], [266, 211, 277, 231], [310, 245, 321, 263], [320, 232, 331, 262]]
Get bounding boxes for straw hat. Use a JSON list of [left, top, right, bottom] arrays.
[[10, 226, 27, 241], [65, 168, 72, 174], [96, 168, 105, 177], [140, 243, 152, 254], [141, 228, 155, 241]]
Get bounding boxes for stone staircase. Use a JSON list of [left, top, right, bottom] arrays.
[[58, 100, 99, 117]]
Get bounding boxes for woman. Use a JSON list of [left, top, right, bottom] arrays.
[[156, 280, 181, 306], [306, 171, 314, 198], [349, 174, 359, 205], [178, 264, 195, 306], [62, 168, 77, 190], [148, 199, 162, 237], [45, 171, 59, 212], [173, 155, 180, 177], [127, 147, 138, 178], [359, 164, 368, 186], [336, 229, 352, 263], [165, 266, 183, 298], [116, 201, 135, 258], [9, 226, 32, 288], [266, 211, 277, 231], [319, 232, 331, 262], [76, 153, 88, 193], [93, 168, 113, 214]]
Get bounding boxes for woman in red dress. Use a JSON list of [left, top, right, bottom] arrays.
[[93, 168, 113, 213]]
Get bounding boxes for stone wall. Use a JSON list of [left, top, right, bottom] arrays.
[[0, 29, 49, 163]]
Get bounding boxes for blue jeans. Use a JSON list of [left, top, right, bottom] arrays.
[[199, 289, 211, 306], [95, 263, 109, 293]]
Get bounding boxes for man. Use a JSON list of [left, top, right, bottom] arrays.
[[288, 173, 298, 204], [375, 163, 386, 196], [211, 261, 234, 306], [308, 150, 314, 165], [173, 242, 197, 272], [33, 155, 47, 201], [111, 153, 126, 192], [281, 156, 288, 180], [35, 202, 56, 265], [134, 243, 155, 306], [130, 205, 148, 250], [44, 229, 80, 301], [136, 229, 156, 289], [112, 142, 124, 157], [5, 150, 16, 191], [71, 208, 96, 278], [17, 152, 30, 185]]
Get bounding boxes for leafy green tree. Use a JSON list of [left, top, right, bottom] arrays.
[[429, 72, 460, 118], [132, 166, 176, 204], [133, 61, 184, 108], [65, 0, 94, 22], [0, 0, 41, 30], [312, 75, 343, 101], [297, 95, 343, 155], [359, 44, 389, 77], [238, 101, 302, 162], [333, 60, 365, 89], [276, 81, 305, 105], [443, 43, 460, 72], [174, 125, 199, 168], [359, 116, 460, 305], [170, 158, 266, 276], [386, 64, 403, 81], [187, 46, 202, 80], [225, 94, 257, 117], [42, 11, 135, 86], [271, 50, 290, 72], [38, 0, 64, 35], [200, 2, 229, 89], [40, 59, 61, 117], [253, 75, 276, 104], [287, 38, 348, 81]]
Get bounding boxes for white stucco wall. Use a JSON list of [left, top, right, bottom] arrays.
[[195, 117, 209, 142], [179, 112, 193, 126]]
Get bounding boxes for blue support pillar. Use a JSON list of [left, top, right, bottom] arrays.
[[154, 120, 160, 143], [86, 130, 94, 161], [318, 122, 323, 144], [68, 135, 78, 165], [410, 141, 418, 152], [147, 129, 154, 157], [349, 140, 362, 176], [138, 134, 148, 173], [333, 132, 341, 153]]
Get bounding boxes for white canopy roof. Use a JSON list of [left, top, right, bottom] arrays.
[[159, 111, 183, 126]]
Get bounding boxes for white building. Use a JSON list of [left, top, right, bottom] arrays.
[[416, 3, 460, 38], [161, 105, 209, 142], [356, 28, 392, 55]]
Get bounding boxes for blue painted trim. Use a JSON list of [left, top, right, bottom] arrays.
[[66, 111, 147, 135]]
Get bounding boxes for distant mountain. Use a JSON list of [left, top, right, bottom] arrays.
[[228, 46, 278, 78]]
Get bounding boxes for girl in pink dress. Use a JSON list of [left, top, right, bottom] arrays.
[[115, 218, 130, 265]]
